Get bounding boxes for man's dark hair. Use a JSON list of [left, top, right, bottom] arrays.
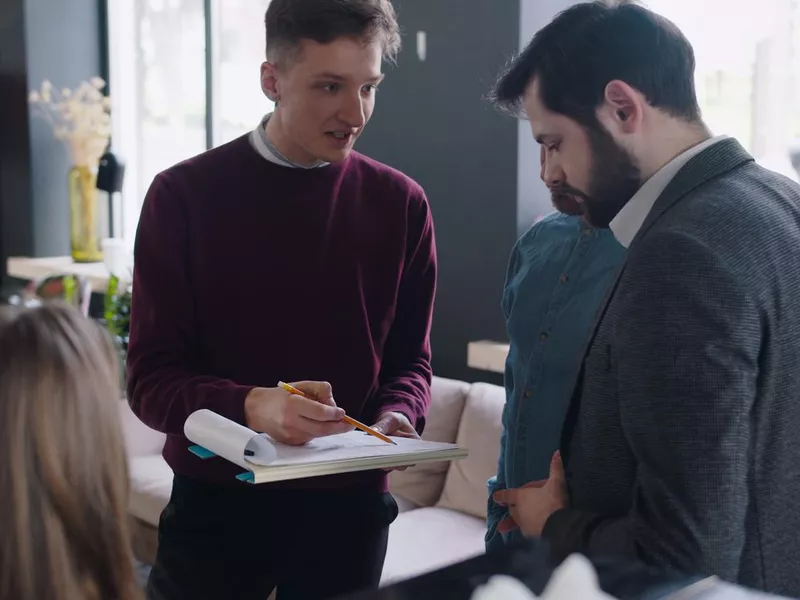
[[265, 0, 402, 65], [492, 0, 701, 125]]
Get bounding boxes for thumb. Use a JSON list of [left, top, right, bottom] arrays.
[[549, 450, 565, 483], [371, 413, 396, 435]]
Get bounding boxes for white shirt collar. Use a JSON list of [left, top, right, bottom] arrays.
[[247, 113, 329, 169], [609, 135, 728, 247]]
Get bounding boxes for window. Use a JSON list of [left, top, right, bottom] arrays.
[[107, 0, 272, 246], [645, 0, 800, 182], [213, 0, 271, 145]]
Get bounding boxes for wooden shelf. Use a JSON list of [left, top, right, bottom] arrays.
[[6, 256, 111, 293], [467, 340, 509, 374]]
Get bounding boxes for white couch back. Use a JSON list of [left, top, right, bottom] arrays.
[[388, 377, 470, 507], [389, 377, 506, 520]]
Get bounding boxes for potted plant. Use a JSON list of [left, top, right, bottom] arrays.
[[104, 274, 131, 390]]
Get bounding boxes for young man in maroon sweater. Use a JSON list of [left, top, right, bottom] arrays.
[[126, 1, 437, 598]]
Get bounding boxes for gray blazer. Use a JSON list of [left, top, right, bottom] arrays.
[[542, 138, 800, 596]]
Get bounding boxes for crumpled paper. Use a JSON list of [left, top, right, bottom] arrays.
[[471, 554, 617, 600]]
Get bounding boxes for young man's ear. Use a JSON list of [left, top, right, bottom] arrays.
[[260, 61, 280, 103]]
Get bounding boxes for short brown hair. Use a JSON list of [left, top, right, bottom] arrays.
[[0, 303, 141, 600], [265, 0, 402, 64]]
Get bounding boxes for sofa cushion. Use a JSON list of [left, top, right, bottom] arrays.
[[380, 507, 486, 586], [436, 382, 505, 520], [389, 376, 470, 507], [129, 455, 174, 527]]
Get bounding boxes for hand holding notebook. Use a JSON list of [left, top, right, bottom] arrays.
[[243, 381, 354, 446]]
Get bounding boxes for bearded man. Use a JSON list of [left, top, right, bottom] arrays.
[[490, 1, 800, 597]]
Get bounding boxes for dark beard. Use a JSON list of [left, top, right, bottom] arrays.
[[550, 123, 641, 228], [582, 123, 642, 228]]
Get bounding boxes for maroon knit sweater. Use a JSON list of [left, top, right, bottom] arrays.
[[126, 135, 437, 492]]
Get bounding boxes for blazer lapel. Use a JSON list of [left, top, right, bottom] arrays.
[[560, 257, 626, 464]]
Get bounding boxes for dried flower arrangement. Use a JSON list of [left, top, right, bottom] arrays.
[[28, 77, 112, 167], [28, 77, 113, 262]]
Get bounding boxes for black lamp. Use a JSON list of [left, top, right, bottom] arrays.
[[97, 151, 126, 238]]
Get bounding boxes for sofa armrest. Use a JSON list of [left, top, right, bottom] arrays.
[[118, 398, 166, 457]]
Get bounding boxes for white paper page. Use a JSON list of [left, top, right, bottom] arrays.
[[258, 431, 457, 467], [184, 409, 277, 468]]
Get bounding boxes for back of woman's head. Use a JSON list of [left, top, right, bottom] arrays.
[[0, 302, 141, 600]]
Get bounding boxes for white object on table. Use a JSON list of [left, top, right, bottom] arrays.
[[470, 553, 617, 600]]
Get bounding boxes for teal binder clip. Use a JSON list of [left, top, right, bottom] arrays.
[[188, 445, 216, 459], [236, 471, 255, 483]]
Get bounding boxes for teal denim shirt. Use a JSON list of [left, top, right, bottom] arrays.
[[486, 212, 625, 550]]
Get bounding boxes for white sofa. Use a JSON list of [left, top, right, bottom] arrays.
[[119, 375, 506, 586]]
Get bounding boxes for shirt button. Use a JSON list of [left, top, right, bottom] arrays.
[[540, 332, 548, 341], [524, 389, 534, 398], [560, 274, 569, 284]]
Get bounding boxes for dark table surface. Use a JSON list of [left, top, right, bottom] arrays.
[[335, 540, 704, 600]]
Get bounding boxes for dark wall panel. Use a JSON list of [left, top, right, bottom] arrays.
[[0, 1, 35, 266], [357, 0, 520, 383], [25, 0, 102, 257], [0, 0, 102, 277]]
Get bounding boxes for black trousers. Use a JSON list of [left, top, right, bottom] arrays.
[[146, 474, 398, 600]]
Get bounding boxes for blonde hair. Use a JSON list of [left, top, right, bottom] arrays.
[[0, 303, 141, 600]]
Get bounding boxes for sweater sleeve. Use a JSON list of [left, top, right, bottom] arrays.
[[365, 188, 437, 434], [126, 173, 256, 435]]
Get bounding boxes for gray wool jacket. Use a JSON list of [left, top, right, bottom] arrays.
[[543, 137, 800, 597]]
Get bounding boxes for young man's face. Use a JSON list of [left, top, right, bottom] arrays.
[[262, 37, 384, 165], [524, 78, 641, 228]]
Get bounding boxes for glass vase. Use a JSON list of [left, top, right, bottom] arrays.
[[68, 164, 103, 263]]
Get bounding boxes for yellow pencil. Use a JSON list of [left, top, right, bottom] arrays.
[[277, 381, 397, 445]]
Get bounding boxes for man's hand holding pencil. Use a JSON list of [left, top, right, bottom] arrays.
[[277, 381, 400, 446], [243, 381, 355, 446]]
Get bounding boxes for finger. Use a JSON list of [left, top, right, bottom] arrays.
[[493, 489, 515, 506], [498, 516, 518, 534], [392, 426, 419, 440], [370, 414, 397, 435], [549, 450, 565, 482], [383, 465, 411, 472], [291, 381, 335, 406], [292, 395, 345, 422], [502, 488, 519, 506], [521, 479, 547, 489]]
